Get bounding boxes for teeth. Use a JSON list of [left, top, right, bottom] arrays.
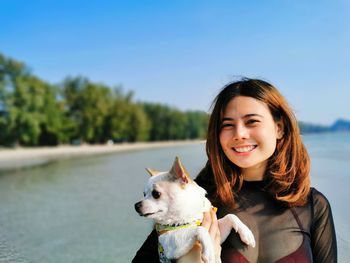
[[233, 145, 256, 153]]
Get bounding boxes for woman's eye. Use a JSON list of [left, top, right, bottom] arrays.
[[246, 119, 259, 125], [152, 190, 161, 199], [221, 123, 234, 129]]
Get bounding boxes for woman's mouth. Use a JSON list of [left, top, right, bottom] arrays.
[[232, 145, 257, 153]]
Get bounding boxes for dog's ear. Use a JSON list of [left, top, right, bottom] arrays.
[[145, 168, 160, 177], [170, 156, 190, 184]]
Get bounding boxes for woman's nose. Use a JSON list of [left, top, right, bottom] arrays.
[[234, 124, 248, 140]]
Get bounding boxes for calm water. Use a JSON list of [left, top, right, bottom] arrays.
[[0, 133, 349, 263]]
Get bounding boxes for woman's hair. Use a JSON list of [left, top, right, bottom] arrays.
[[204, 78, 310, 208]]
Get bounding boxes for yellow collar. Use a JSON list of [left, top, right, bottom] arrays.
[[155, 220, 202, 235]]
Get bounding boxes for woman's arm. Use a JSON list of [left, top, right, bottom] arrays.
[[310, 188, 337, 263], [132, 229, 159, 263], [177, 208, 222, 263], [177, 242, 204, 263]]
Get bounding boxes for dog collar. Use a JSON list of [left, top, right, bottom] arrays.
[[155, 220, 202, 236]]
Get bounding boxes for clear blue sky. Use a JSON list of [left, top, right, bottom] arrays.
[[1, 0, 349, 125]]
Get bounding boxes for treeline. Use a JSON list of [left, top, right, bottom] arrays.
[[0, 53, 208, 146], [299, 122, 330, 134], [299, 119, 350, 134]]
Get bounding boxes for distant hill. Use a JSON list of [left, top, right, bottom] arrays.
[[330, 119, 350, 132], [300, 119, 350, 134]]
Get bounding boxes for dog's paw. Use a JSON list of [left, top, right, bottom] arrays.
[[201, 250, 215, 263], [237, 224, 256, 248]]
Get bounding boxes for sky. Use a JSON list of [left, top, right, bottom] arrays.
[[1, 0, 349, 125]]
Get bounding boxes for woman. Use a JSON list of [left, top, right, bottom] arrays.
[[133, 78, 337, 262]]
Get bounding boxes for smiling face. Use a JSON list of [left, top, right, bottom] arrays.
[[219, 96, 283, 181]]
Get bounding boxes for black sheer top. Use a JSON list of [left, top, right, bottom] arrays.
[[132, 177, 337, 263]]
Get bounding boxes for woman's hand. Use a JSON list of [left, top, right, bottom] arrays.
[[176, 241, 203, 263], [177, 208, 222, 263], [202, 208, 222, 263]]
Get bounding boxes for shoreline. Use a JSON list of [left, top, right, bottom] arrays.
[[0, 140, 204, 172]]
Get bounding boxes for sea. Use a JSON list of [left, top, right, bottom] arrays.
[[0, 132, 349, 263]]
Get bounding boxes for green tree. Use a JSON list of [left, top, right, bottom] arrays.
[[0, 52, 208, 146], [62, 76, 113, 143], [142, 103, 169, 141], [5, 75, 59, 145], [142, 103, 192, 141], [106, 90, 150, 142], [0, 54, 63, 146], [166, 109, 188, 140], [0, 53, 30, 145], [38, 85, 66, 145], [184, 110, 209, 139]]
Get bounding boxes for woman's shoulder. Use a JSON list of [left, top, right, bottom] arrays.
[[309, 187, 333, 221], [194, 163, 218, 204], [194, 163, 215, 190], [310, 188, 331, 206]]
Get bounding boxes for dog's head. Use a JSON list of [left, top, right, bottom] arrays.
[[134, 157, 210, 225]]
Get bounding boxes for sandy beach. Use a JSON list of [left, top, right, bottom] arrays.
[[0, 140, 204, 171]]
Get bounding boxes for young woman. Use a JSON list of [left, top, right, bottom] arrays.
[[133, 78, 337, 263]]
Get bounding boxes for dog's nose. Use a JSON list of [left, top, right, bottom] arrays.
[[134, 201, 142, 213]]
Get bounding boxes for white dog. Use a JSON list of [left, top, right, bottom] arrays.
[[134, 157, 255, 263]]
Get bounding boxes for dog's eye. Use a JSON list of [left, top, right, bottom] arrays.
[[143, 192, 146, 197], [152, 190, 161, 199]]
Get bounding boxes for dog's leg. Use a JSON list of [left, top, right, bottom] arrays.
[[159, 227, 216, 263], [195, 226, 215, 263], [218, 215, 255, 247]]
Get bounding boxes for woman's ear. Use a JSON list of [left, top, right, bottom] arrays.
[[276, 120, 284, 139]]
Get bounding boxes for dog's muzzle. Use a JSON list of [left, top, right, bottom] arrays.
[[134, 201, 143, 214]]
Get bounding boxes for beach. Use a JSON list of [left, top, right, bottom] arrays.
[[0, 140, 204, 171]]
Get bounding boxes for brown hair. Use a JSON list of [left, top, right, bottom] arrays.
[[205, 78, 310, 208]]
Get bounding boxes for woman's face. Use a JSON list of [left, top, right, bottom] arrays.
[[219, 96, 283, 180]]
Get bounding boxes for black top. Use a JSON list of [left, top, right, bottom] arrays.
[[132, 177, 337, 263]]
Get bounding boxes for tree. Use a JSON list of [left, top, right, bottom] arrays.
[[0, 54, 63, 146], [62, 76, 113, 143], [184, 110, 208, 139], [0, 52, 208, 146], [141, 103, 209, 141], [106, 90, 150, 142], [38, 84, 66, 145], [7, 76, 65, 146], [141, 103, 170, 141], [0, 53, 30, 145]]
